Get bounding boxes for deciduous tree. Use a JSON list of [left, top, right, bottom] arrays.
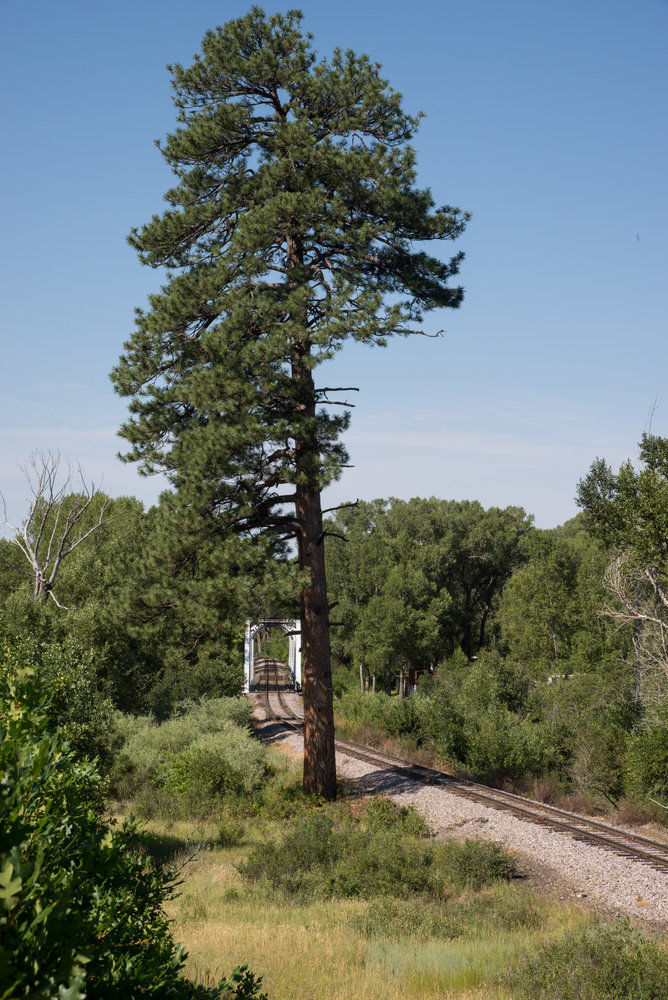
[[577, 433, 668, 706], [326, 498, 531, 682], [497, 519, 622, 674], [111, 9, 468, 797], [0, 452, 111, 608]]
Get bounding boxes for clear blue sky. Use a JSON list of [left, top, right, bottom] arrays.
[[1, 0, 666, 529]]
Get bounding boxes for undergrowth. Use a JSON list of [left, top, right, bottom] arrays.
[[109, 698, 274, 819], [237, 797, 517, 902], [503, 918, 668, 999], [351, 884, 542, 941]]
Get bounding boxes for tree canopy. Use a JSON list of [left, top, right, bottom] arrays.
[[111, 8, 468, 796], [325, 498, 532, 687]]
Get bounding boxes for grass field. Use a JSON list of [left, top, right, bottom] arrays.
[[131, 811, 586, 1000], [113, 729, 667, 1000]]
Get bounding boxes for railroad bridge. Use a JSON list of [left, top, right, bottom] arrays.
[[243, 618, 301, 693]]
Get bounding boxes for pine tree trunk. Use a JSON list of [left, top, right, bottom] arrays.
[[296, 480, 337, 799], [289, 233, 337, 798]]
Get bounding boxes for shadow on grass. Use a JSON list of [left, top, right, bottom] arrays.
[[135, 828, 211, 869]]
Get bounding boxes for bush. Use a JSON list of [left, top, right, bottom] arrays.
[[453, 701, 558, 782], [362, 795, 430, 837], [147, 646, 246, 709], [568, 721, 628, 802], [354, 884, 541, 940], [39, 635, 115, 764], [414, 689, 467, 762], [110, 698, 269, 816], [239, 806, 439, 901], [436, 838, 518, 889], [353, 896, 457, 941], [238, 798, 516, 902], [335, 688, 394, 732], [0, 629, 113, 765], [504, 918, 668, 999], [0, 662, 268, 999], [249, 768, 318, 821], [625, 715, 668, 804], [163, 728, 271, 799], [335, 661, 563, 783]]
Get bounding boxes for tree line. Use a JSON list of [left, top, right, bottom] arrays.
[[2, 429, 667, 808], [321, 438, 668, 808]]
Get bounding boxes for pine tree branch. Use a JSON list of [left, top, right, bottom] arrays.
[[322, 500, 359, 515], [318, 531, 347, 544], [315, 387, 360, 394]]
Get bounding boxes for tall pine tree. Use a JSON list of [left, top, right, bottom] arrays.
[[111, 7, 468, 798]]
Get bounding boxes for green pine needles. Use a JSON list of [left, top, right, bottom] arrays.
[[111, 7, 468, 798]]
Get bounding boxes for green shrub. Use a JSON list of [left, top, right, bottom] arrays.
[[456, 651, 529, 714], [0, 629, 113, 765], [362, 795, 429, 837], [110, 697, 260, 811], [625, 715, 668, 804], [354, 885, 541, 940], [170, 696, 253, 730], [335, 665, 563, 783], [414, 689, 467, 761], [335, 688, 395, 731], [568, 721, 628, 801], [109, 707, 150, 752], [250, 768, 318, 821], [353, 896, 456, 940], [436, 838, 518, 889], [238, 804, 437, 901], [504, 919, 668, 999], [39, 636, 115, 764], [332, 827, 439, 900], [238, 799, 516, 902], [0, 662, 266, 999], [163, 728, 271, 801], [335, 685, 468, 761]]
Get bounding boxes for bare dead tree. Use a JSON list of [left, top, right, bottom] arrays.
[[0, 451, 112, 609], [603, 553, 668, 706]]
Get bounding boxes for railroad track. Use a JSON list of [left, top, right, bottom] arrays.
[[255, 658, 301, 722], [255, 661, 668, 876]]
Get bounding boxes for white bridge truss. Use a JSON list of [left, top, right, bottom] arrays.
[[244, 618, 302, 693]]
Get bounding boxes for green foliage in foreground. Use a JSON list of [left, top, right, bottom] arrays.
[[0, 663, 269, 999], [505, 918, 668, 999], [238, 797, 516, 902]]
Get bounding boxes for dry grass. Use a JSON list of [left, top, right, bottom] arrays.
[[110, 743, 597, 1000], [135, 816, 588, 1000]]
